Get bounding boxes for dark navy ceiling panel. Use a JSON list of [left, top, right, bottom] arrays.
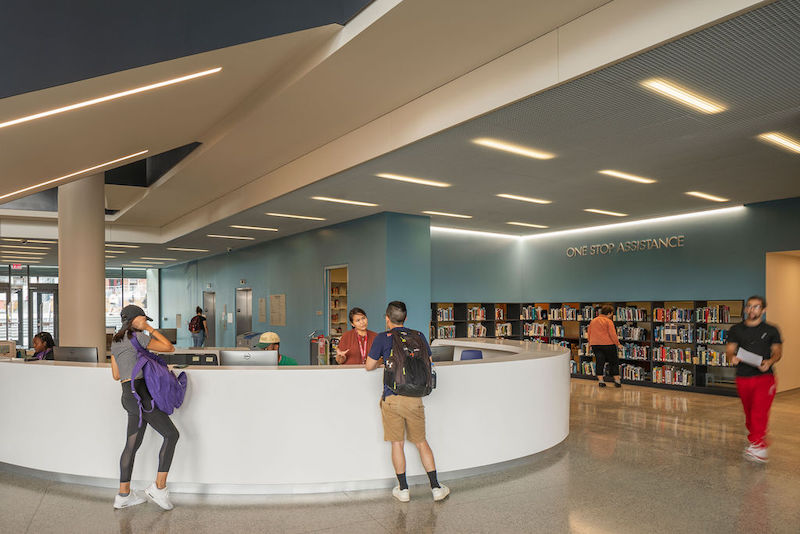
[[0, 0, 373, 99]]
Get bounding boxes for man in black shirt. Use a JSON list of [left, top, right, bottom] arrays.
[[726, 295, 782, 463]]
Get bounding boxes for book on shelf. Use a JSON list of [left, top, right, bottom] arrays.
[[520, 305, 548, 320], [467, 323, 487, 337], [437, 325, 456, 339], [620, 363, 645, 381], [548, 305, 577, 321], [652, 345, 693, 363], [495, 322, 513, 337], [436, 307, 454, 321], [494, 307, 505, 321], [467, 306, 487, 321], [654, 324, 694, 343], [580, 361, 596, 376], [550, 323, 565, 338], [580, 305, 599, 321], [523, 322, 548, 336], [696, 347, 729, 366], [615, 306, 649, 321], [697, 326, 728, 344], [695, 305, 731, 323], [579, 342, 589, 356], [652, 365, 693, 386], [616, 325, 648, 341], [618, 343, 648, 360], [580, 325, 588, 339], [653, 307, 693, 322], [569, 360, 578, 374]]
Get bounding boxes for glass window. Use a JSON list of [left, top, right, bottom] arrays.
[[105, 268, 123, 330]]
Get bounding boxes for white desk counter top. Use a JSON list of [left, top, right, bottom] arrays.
[[0, 339, 570, 494]]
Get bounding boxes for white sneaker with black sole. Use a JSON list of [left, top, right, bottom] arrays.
[[145, 483, 174, 510], [113, 491, 145, 509], [432, 484, 450, 501], [744, 443, 768, 464]]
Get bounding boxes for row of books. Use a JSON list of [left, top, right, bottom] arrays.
[[697, 326, 728, 344], [436, 307, 455, 321], [652, 346, 693, 363], [548, 305, 577, 321], [697, 348, 730, 366], [654, 325, 694, 343], [618, 343, 648, 360], [616, 325, 648, 341], [615, 307, 649, 322], [436, 325, 456, 339], [520, 305, 547, 320], [653, 307, 693, 322], [620, 363, 645, 381], [495, 307, 505, 320], [653, 365, 694, 386], [495, 322, 513, 337], [695, 305, 732, 323], [467, 306, 487, 321], [580, 361, 596, 376], [523, 322, 548, 336], [467, 323, 487, 337], [550, 324, 565, 338], [581, 305, 599, 320]]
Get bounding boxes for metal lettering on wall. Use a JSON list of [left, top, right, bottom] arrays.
[[566, 235, 685, 258]]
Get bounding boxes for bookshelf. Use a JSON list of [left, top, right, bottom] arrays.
[[430, 299, 743, 396]]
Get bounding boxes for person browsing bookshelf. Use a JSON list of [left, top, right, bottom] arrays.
[[335, 307, 377, 365], [587, 304, 622, 388], [726, 295, 782, 464]]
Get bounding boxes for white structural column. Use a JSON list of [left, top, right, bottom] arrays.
[[58, 174, 106, 360]]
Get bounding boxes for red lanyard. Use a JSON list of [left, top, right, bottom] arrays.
[[357, 334, 368, 363]]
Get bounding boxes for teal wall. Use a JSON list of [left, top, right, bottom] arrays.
[[160, 213, 431, 362], [432, 198, 800, 303]]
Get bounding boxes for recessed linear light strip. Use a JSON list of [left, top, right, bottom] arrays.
[[1, 238, 56, 244], [640, 79, 726, 114], [265, 212, 326, 221], [507, 222, 549, 229], [375, 173, 451, 188], [311, 196, 378, 207], [2, 259, 41, 263], [0, 68, 222, 130], [105, 243, 140, 249], [472, 138, 555, 160], [757, 132, 800, 154], [0, 244, 50, 250], [105, 250, 125, 254], [0, 150, 148, 202], [229, 225, 278, 232], [430, 226, 518, 240], [0, 250, 46, 255], [167, 247, 210, 252], [584, 208, 627, 217], [140, 257, 177, 261], [496, 193, 552, 204], [598, 170, 656, 184], [686, 191, 729, 202], [422, 211, 473, 219], [207, 234, 255, 240]]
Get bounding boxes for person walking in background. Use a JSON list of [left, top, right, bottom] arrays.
[[366, 301, 449, 502], [188, 306, 207, 347], [727, 295, 782, 464], [335, 307, 377, 365], [587, 304, 622, 388], [110, 305, 179, 510]]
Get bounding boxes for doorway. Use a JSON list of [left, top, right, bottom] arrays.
[[235, 288, 252, 338], [765, 251, 800, 392], [30, 283, 58, 343], [203, 291, 216, 347], [325, 266, 348, 339]]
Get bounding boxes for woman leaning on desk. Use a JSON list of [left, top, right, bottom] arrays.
[[335, 307, 377, 365]]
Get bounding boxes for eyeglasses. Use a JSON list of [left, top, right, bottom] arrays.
[[745, 304, 763, 309]]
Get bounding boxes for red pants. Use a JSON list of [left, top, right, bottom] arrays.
[[736, 374, 776, 447]]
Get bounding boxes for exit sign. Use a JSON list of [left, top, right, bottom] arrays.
[[10, 264, 23, 270]]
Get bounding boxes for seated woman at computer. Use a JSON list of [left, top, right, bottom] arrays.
[[31, 331, 55, 360], [335, 307, 377, 365], [257, 331, 297, 365], [110, 305, 178, 511]]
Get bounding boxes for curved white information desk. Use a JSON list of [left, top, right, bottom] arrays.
[[0, 339, 569, 494]]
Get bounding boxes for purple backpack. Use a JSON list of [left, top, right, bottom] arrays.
[[130, 335, 188, 427]]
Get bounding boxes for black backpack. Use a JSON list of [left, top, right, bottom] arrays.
[[188, 315, 204, 332], [384, 329, 436, 397]]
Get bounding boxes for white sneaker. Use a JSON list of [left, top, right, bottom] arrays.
[[144, 483, 174, 510], [113, 491, 145, 509], [432, 484, 450, 501], [744, 444, 768, 464], [392, 486, 410, 502]]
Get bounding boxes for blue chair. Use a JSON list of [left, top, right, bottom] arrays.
[[461, 350, 483, 361]]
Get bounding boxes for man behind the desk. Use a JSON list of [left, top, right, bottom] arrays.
[[257, 332, 297, 366], [366, 300, 450, 502]]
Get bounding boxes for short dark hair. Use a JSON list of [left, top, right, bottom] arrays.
[[348, 307, 367, 325], [747, 295, 767, 308], [386, 301, 407, 324], [196, 306, 203, 315], [34, 331, 55, 349], [600, 304, 614, 316]]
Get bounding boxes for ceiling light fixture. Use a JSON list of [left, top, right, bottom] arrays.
[[757, 132, 800, 154], [422, 211, 473, 219], [105, 250, 125, 254], [0, 244, 50, 250], [472, 138, 555, 160], [265, 212, 326, 221], [105, 256, 117, 259], [140, 257, 177, 261], [0, 68, 222, 130], [375, 173, 451, 188], [229, 225, 278, 232], [311, 196, 378, 207], [640, 78, 726, 113], [598, 170, 656, 184], [1, 238, 56, 244], [496, 193, 552, 204], [1, 258, 41, 263], [507, 222, 550, 229], [0, 150, 148, 202], [120, 264, 152, 268], [105, 243, 140, 248], [131, 261, 164, 264], [0, 250, 46, 255], [685, 191, 729, 202], [430, 226, 517, 240], [206, 234, 255, 240], [166, 247, 210, 252], [584, 209, 628, 217]]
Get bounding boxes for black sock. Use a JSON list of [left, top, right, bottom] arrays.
[[427, 470, 440, 489], [396, 473, 408, 490]]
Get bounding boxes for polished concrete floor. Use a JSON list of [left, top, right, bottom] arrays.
[[3, 380, 799, 534]]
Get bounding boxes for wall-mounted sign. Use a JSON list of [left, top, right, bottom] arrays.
[[566, 235, 685, 258], [10, 264, 23, 270]]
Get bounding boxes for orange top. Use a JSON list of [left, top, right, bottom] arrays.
[[587, 315, 620, 346], [337, 328, 378, 364]]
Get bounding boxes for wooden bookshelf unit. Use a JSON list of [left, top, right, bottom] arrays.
[[430, 299, 743, 396]]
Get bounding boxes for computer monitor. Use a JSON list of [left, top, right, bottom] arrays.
[[0, 340, 16, 358], [430, 345, 455, 362], [54, 346, 98, 363], [220, 350, 278, 366]]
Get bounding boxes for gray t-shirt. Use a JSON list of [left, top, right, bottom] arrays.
[[111, 331, 151, 381]]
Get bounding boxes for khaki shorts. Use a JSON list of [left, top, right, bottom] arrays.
[[380, 395, 426, 443]]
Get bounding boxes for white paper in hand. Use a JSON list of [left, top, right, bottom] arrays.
[[737, 347, 763, 368]]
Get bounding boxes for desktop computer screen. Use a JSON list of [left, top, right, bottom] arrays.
[[0, 340, 15, 357], [220, 350, 278, 366], [53, 346, 99, 362]]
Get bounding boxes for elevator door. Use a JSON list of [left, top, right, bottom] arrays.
[[203, 291, 216, 347], [235, 288, 252, 337]]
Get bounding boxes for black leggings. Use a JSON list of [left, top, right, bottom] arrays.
[[120, 379, 179, 483], [593, 345, 620, 378]]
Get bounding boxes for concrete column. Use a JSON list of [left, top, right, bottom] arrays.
[[58, 174, 106, 361]]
